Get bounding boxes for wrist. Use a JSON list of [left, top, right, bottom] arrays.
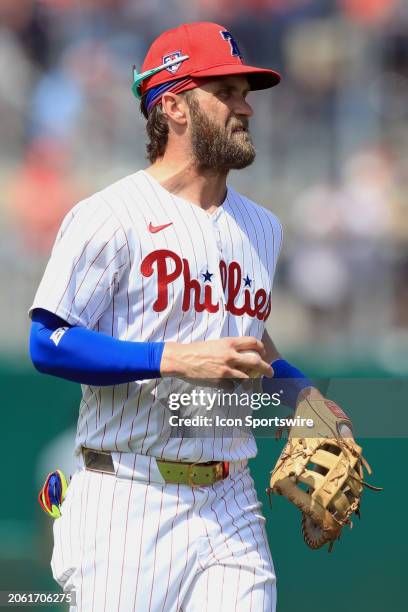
[[160, 342, 186, 377], [262, 359, 314, 410], [296, 385, 323, 406]]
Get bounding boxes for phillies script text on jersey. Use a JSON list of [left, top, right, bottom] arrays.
[[141, 249, 271, 320]]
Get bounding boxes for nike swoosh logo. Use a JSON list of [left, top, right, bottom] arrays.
[[148, 221, 173, 234]]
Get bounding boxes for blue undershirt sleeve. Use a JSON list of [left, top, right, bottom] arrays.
[[29, 308, 164, 386], [262, 359, 314, 409]]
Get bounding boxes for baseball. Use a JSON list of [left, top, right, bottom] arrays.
[[239, 349, 262, 378]]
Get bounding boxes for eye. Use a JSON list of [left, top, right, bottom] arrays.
[[217, 89, 231, 100]]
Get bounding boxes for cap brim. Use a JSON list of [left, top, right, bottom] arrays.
[[190, 63, 281, 90]]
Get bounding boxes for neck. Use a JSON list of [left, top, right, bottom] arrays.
[[145, 157, 228, 213]]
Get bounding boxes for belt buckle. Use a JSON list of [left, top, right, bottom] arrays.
[[214, 461, 224, 482]]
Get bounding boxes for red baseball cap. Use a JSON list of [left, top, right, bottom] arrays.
[[134, 22, 281, 99]]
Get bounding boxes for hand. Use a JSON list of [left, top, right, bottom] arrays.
[[296, 387, 354, 439], [160, 337, 274, 380]]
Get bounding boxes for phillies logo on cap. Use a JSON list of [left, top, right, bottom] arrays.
[[220, 30, 243, 59], [163, 51, 183, 74]]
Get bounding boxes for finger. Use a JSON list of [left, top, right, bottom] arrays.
[[234, 343, 267, 361], [226, 369, 250, 379], [339, 424, 353, 438], [258, 345, 267, 359], [240, 359, 273, 377], [233, 351, 272, 377], [261, 363, 274, 378], [255, 360, 273, 377], [233, 336, 266, 355]]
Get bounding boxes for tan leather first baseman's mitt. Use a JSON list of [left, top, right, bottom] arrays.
[[268, 394, 381, 551]]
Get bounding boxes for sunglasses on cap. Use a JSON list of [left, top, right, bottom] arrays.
[[132, 54, 190, 100]]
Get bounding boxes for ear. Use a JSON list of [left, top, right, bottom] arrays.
[[161, 91, 188, 126]]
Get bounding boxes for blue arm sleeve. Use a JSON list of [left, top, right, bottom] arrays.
[[30, 308, 164, 386], [262, 359, 314, 409]]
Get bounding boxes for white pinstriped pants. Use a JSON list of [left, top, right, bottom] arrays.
[[51, 458, 276, 612]]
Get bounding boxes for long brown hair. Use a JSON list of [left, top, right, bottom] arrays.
[[141, 101, 169, 163], [141, 90, 194, 163]]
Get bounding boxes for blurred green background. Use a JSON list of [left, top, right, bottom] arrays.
[[1, 0, 407, 610], [0, 358, 404, 612]]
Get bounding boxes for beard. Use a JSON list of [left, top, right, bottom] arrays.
[[187, 97, 256, 171]]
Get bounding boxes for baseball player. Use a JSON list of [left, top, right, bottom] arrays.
[[30, 21, 323, 612]]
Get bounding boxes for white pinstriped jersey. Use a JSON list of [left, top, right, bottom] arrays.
[[31, 170, 282, 461]]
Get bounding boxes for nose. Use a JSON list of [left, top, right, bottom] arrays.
[[235, 97, 253, 118]]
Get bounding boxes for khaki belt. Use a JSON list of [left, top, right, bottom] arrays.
[[82, 447, 229, 487]]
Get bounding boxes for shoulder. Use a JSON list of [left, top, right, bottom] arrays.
[[94, 170, 151, 209], [228, 187, 283, 239], [85, 170, 156, 227], [56, 194, 120, 241], [96, 171, 143, 200], [54, 184, 133, 257], [62, 171, 147, 231]]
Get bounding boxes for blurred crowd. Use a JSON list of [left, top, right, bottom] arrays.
[[0, 0, 407, 366]]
